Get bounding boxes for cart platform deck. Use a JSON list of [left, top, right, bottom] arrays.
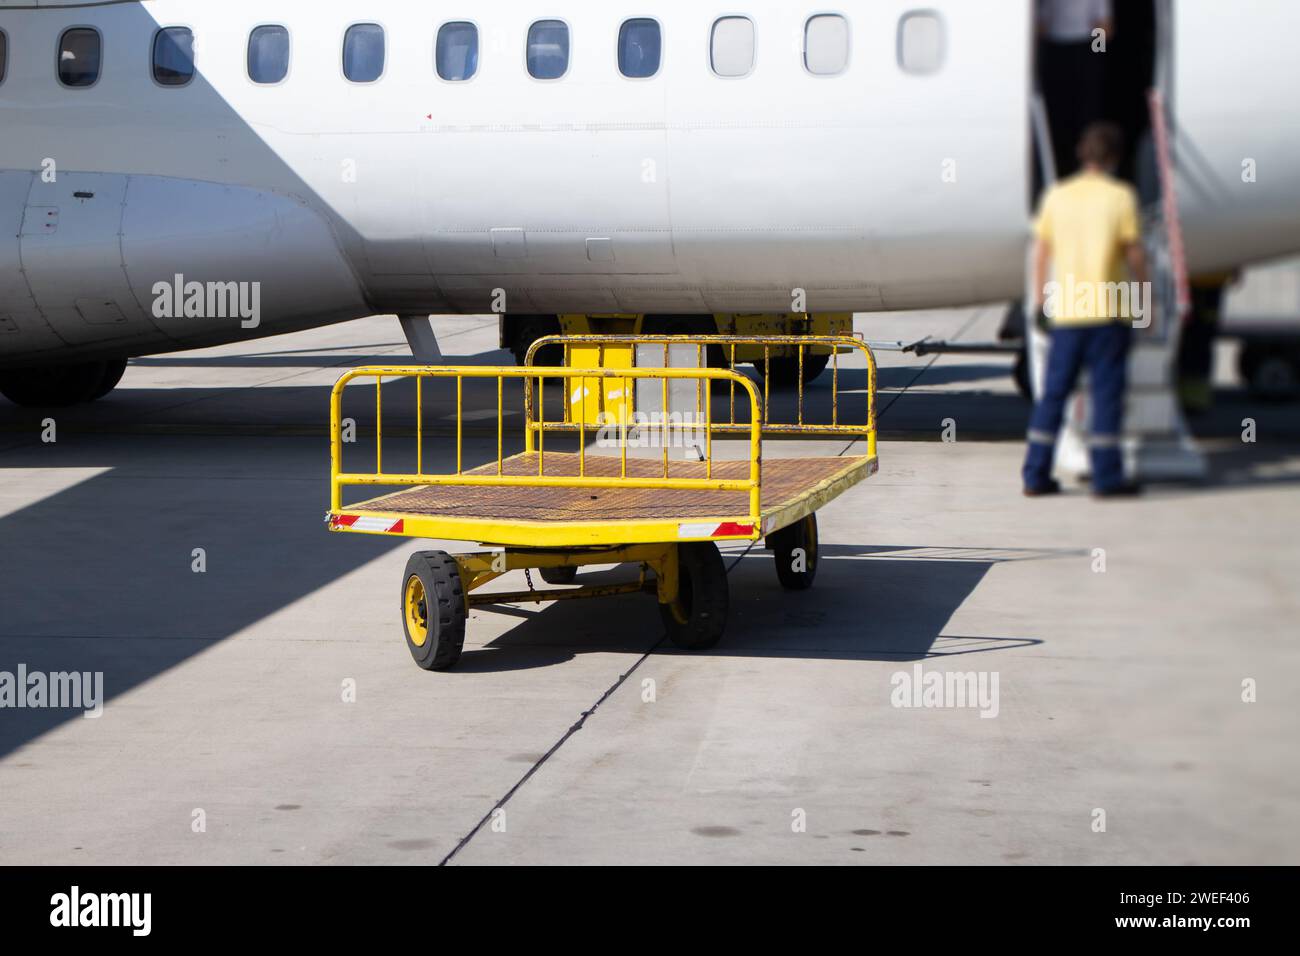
[[348, 450, 874, 529]]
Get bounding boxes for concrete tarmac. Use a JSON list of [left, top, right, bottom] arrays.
[[1, 310, 1297, 864]]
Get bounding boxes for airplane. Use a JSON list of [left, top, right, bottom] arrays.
[[1, 0, 1297, 405]]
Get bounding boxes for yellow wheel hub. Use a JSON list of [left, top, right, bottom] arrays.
[[404, 575, 429, 647]]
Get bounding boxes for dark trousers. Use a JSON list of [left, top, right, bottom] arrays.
[[1023, 323, 1131, 492]]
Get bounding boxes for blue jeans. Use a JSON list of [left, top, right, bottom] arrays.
[[1023, 322, 1131, 492]]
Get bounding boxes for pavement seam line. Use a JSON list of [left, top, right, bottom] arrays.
[[438, 635, 666, 865]]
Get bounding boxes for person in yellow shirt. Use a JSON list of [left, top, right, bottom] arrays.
[[1023, 122, 1149, 497]]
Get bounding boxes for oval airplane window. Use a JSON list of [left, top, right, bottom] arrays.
[[898, 11, 945, 75], [618, 19, 661, 79], [0, 31, 8, 86], [247, 25, 290, 85], [437, 22, 479, 82], [710, 16, 755, 78], [527, 20, 570, 80], [805, 14, 850, 76], [58, 28, 102, 89], [344, 23, 385, 83], [153, 27, 195, 87]]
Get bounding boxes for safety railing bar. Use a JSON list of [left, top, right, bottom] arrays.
[[661, 374, 669, 479], [336, 473, 757, 492], [620, 373, 628, 480], [497, 375, 504, 476], [797, 343, 805, 427], [763, 345, 771, 423], [416, 375, 423, 476], [523, 333, 876, 437], [524, 332, 868, 363], [729, 342, 737, 426], [375, 377, 382, 475], [705, 373, 713, 479], [523, 370, 534, 454], [832, 346, 839, 427], [529, 421, 870, 437]]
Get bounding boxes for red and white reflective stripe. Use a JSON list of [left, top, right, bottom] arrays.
[[331, 514, 405, 534], [677, 521, 755, 539]]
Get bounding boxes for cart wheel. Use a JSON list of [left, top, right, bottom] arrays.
[[767, 513, 818, 590], [659, 542, 729, 650], [401, 551, 466, 671], [539, 566, 578, 585]]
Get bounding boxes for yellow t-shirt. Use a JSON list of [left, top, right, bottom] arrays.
[[1034, 171, 1142, 325]]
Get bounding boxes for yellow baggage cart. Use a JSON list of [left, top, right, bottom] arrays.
[[326, 335, 877, 670]]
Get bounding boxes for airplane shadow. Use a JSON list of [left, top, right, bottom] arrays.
[[0, 433, 399, 761]]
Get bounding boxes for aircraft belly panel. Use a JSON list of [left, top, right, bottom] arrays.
[[119, 177, 369, 349], [0, 171, 66, 361], [19, 173, 150, 348]]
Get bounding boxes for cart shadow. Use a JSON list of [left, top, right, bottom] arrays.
[[454, 544, 1051, 672]]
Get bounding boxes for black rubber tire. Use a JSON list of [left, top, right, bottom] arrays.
[[90, 359, 128, 401], [753, 352, 831, 388], [509, 315, 563, 366], [539, 565, 578, 585], [642, 315, 725, 368], [0, 361, 111, 407], [659, 542, 729, 650], [400, 551, 467, 671], [767, 513, 819, 590]]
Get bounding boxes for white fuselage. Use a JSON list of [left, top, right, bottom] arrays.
[[1, 0, 1298, 366]]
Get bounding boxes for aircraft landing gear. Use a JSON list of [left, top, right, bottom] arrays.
[[0, 359, 127, 407]]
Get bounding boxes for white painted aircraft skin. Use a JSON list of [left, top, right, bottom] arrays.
[[0, 0, 1297, 368]]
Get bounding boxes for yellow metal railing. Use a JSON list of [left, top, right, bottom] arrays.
[[524, 334, 877, 459], [329, 365, 765, 522]]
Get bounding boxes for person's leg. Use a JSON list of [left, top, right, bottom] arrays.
[[1023, 326, 1087, 491], [1085, 322, 1132, 492]]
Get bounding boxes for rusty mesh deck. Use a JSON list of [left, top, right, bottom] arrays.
[[352, 452, 869, 524]]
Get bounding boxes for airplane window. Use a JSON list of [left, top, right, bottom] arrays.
[[0, 31, 7, 86], [805, 14, 849, 76], [618, 19, 661, 79], [344, 23, 385, 83], [153, 27, 195, 87], [527, 20, 570, 80], [58, 28, 101, 88], [247, 25, 290, 84], [437, 22, 479, 81], [710, 16, 755, 77], [898, 11, 945, 75]]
